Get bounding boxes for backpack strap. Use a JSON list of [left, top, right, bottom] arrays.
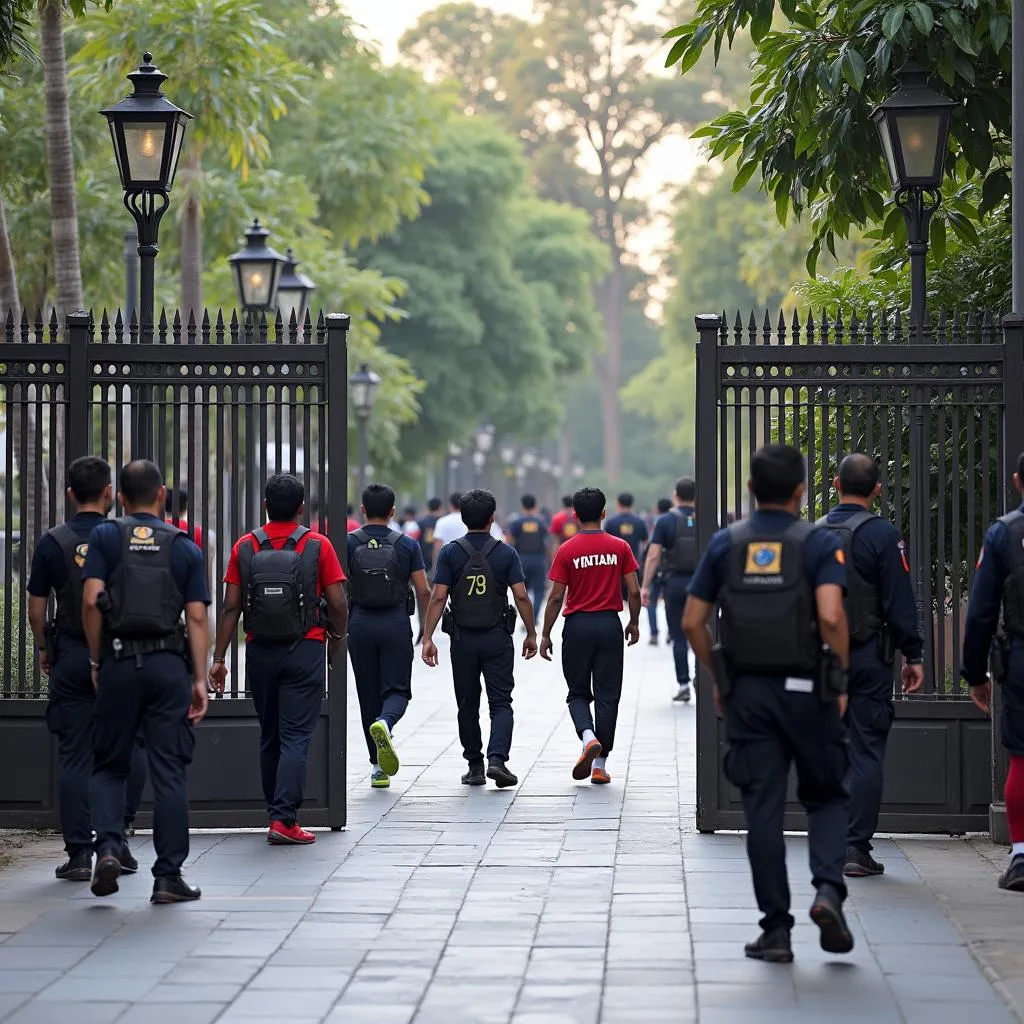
[[385, 530, 404, 546], [481, 538, 500, 559], [351, 528, 370, 545], [455, 537, 475, 559], [252, 527, 272, 551], [285, 525, 309, 550]]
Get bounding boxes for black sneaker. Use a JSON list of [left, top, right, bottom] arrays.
[[55, 850, 92, 881], [486, 759, 518, 789], [844, 846, 884, 877], [648, 635, 659, 646], [809, 883, 854, 954], [119, 841, 139, 875], [998, 855, 1024, 892], [461, 764, 486, 786], [744, 928, 793, 963], [90, 852, 122, 898], [151, 874, 201, 904], [674, 684, 692, 703]]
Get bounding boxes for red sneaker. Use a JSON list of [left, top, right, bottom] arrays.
[[267, 820, 316, 845], [572, 739, 603, 781]]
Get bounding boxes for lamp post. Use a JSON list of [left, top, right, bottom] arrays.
[[871, 62, 956, 333], [276, 248, 316, 330], [101, 52, 191, 459], [229, 219, 287, 318], [447, 443, 463, 494], [349, 363, 379, 493], [473, 423, 494, 489], [500, 438, 516, 513], [472, 449, 486, 486], [573, 463, 585, 484]]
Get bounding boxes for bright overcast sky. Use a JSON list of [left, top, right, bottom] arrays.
[[345, 0, 703, 297]]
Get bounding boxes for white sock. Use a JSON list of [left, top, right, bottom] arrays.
[[1011, 842, 1024, 859], [582, 729, 597, 748], [594, 756, 607, 771]]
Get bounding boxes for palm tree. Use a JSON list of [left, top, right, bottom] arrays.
[[74, 0, 300, 319], [39, 0, 84, 318], [0, 191, 19, 323]]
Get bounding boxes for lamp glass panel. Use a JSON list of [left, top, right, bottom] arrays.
[[277, 287, 303, 325], [877, 118, 900, 188], [107, 122, 127, 186], [242, 261, 274, 307], [895, 113, 942, 181], [123, 122, 168, 184], [167, 119, 186, 187], [350, 381, 371, 412]]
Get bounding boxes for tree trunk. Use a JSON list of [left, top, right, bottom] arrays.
[[597, 259, 623, 485], [179, 151, 203, 322], [39, 0, 83, 319], [0, 191, 20, 325]]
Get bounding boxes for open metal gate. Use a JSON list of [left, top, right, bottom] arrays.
[[0, 308, 349, 829], [693, 309, 1024, 834]]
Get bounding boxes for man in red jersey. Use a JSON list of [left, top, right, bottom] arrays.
[[165, 488, 205, 549], [210, 474, 348, 846], [549, 495, 578, 549], [541, 487, 641, 784]]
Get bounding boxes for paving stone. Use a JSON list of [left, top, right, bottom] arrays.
[[4, 1000, 129, 1023]]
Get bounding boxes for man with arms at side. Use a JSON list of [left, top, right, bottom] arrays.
[[549, 494, 578, 550], [541, 487, 641, 785], [507, 493, 549, 623], [82, 460, 210, 903], [684, 444, 852, 963], [210, 474, 348, 845]]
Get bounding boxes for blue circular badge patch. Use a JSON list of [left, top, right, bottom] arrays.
[[753, 546, 775, 567]]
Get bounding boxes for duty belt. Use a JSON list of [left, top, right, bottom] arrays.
[[107, 633, 186, 667]]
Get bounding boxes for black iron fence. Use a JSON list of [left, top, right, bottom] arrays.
[[0, 307, 349, 828], [693, 308, 1024, 833]]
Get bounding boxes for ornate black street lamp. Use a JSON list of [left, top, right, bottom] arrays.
[[871, 63, 956, 332], [349, 363, 379, 492], [101, 51, 191, 457], [228, 219, 286, 314], [276, 248, 316, 329]]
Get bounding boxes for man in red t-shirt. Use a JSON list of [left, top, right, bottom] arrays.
[[165, 487, 204, 549], [541, 487, 641, 785], [209, 474, 348, 846], [549, 495, 578, 548]]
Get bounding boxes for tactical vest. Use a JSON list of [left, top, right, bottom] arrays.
[[104, 518, 186, 646], [663, 508, 697, 574], [815, 510, 884, 644], [1000, 510, 1024, 637], [514, 516, 546, 556], [719, 518, 820, 676], [450, 537, 507, 630], [348, 529, 408, 609], [48, 523, 89, 637], [238, 526, 323, 642]]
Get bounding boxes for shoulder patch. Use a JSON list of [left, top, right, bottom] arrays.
[[835, 548, 845, 565]]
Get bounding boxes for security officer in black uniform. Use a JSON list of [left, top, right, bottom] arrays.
[[643, 477, 698, 702], [422, 488, 538, 788], [817, 453, 924, 878], [962, 451, 1024, 891], [348, 483, 430, 789], [506, 493, 548, 621], [82, 460, 210, 903], [604, 492, 649, 599], [684, 444, 853, 963], [26, 456, 141, 880]]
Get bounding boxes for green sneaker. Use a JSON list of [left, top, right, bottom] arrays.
[[369, 720, 400, 777], [370, 766, 390, 789]]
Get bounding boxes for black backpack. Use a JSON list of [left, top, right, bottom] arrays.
[[663, 508, 697, 574], [238, 526, 322, 642], [815, 510, 883, 644], [348, 529, 408, 609], [718, 519, 820, 677], [450, 537, 507, 630], [49, 523, 89, 637]]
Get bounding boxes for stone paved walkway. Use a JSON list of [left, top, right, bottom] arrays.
[[0, 616, 1021, 1024]]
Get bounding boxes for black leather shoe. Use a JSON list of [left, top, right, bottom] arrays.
[[998, 854, 1024, 892], [810, 883, 854, 954], [461, 764, 486, 786], [90, 852, 122, 898], [55, 850, 92, 881], [119, 841, 139, 875], [486, 759, 518, 788], [844, 846, 884, 877], [744, 928, 793, 963], [151, 874, 201, 904]]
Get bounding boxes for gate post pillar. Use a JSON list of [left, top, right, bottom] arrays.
[[993, 313, 1024, 843], [694, 313, 722, 833], [325, 312, 350, 831]]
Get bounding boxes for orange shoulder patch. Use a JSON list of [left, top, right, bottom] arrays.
[[835, 548, 845, 565]]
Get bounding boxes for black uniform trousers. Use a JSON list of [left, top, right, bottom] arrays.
[[646, 575, 664, 636], [520, 555, 547, 622], [348, 608, 413, 765], [562, 611, 624, 755], [845, 641, 895, 853], [451, 626, 515, 765], [248, 639, 324, 823], [664, 573, 692, 685], [724, 675, 849, 933], [47, 638, 146, 857], [91, 652, 194, 879], [1000, 642, 1024, 755]]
